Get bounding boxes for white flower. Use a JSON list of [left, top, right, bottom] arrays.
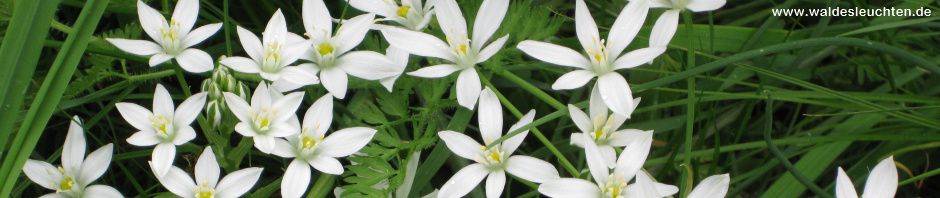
[[835, 156, 898, 198], [379, 46, 410, 92], [106, 0, 220, 73], [221, 9, 312, 90], [381, 0, 510, 109], [569, 86, 644, 168], [348, 0, 436, 31], [538, 131, 678, 198], [116, 84, 206, 177], [633, 0, 725, 48], [279, 0, 401, 99], [687, 174, 730, 198], [224, 82, 304, 154], [271, 93, 376, 198], [152, 146, 263, 198], [22, 116, 124, 198], [517, 0, 664, 116], [437, 87, 559, 198]]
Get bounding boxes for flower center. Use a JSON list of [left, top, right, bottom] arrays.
[[585, 37, 612, 74], [262, 41, 285, 73], [317, 43, 334, 56], [194, 181, 216, 198], [599, 172, 629, 198], [249, 108, 277, 133], [50, 166, 76, 194], [445, 34, 476, 68], [474, 145, 505, 167], [150, 114, 175, 139], [397, 5, 412, 18], [589, 115, 618, 143], [299, 126, 326, 150], [159, 18, 184, 54]]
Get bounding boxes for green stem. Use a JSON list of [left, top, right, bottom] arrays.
[[493, 69, 566, 110], [763, 91, 833, 198], [681, 10, 696, 197], [307, 174, 335, 198]]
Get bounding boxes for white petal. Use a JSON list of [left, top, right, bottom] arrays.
[[272, 138, 297, 158], [598, 145, 616, 169], [333, 14, 375, 55], [183, 23, 222, 48], [517, 40, 590, 69], [396, 151, 422, 198], [282, 160, 312, 198], [597, 74, 636, 117], [152, 84, 175, 118], [153, 166, 196, 197], [638, 0, 673, 8], [456, 68, 482, 110], [386, 46, 410, 68], [115, 103, 155, 133], [381, 28, 455, 61], [612, 47, 665, 70], [106, 38, 161, 56], [476, 35, 508, 63], [574, 0, 601, 52], [278, 39, 312, 68], [629, 172, 665, 198], [215, 167, 263, 198], [127, 131, 161, 146], [836, 167, 859, 198], [195, 146, 221, 188], [655, 182, 680, 197], [172, 0, 199, 34], [272, 92, 306, 124], [221, 56, 261, 74], [308, 154, 345, 175], [137, 0, 167, 43], [250, 82, 271, 111], [537, 178, 602, 198], [686, 0, 726, 12], [223, 92, 253, 123], [234, 122, 259, 137], [254, 135, 277, 154], [568, 104, 593, 134], [438, 130, 483, 160], [478, 86, 503, 145], [77, 144, 113, 186], [380, 74, 401, 92], [339, 51, 401, 80], [176, 49, 214, 73], [23, 160, 59, 190], [609, 129, 649, 147], [863, 156, 898, 198], [349, 0, 395, 17], [552, 70, 596, 90], [505, 155, 559, 183], [606, 0, 648, 57], [172, 126, 197, 145], [613, 130, 653, 182], [471, 0, 508, 51], [303, 93, 334, 137], [407, 64, 461, 78], [236, 26, 264, 61], [320, 127, 376, 157], [281, 65, 321, 86], [152, 143, 177, 177], [583, 134, 609, 183], [302, 0, 334, 40], [650, 9, 680, 48], [39, 193, 65, 198], [149, 53, 174, 66], [588, 85, 608, 120], [438, 163, 488, 198], [502, 109, 535, 154], [433, 0, 467, 43], [63, 116, 86, 172], [264, 10, 289, 45], [569, 133, 585, 148], [320, 68, 349, 99], [688, 174, 730, 198], [485, 170, 506, 198], [82, 185, 125, 198], [174, 92, 206, 127]]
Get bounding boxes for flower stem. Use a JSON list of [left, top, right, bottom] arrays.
[[681, 10, 696, 198]]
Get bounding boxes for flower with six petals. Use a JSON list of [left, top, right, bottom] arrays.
[[151, 146, 263, 198], [224, 82, 304, 154]]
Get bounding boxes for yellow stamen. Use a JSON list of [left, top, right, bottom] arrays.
[[397, 6, 411, 18]]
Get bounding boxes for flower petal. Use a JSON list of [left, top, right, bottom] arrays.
[[574, 0, 600, 52], [433, 0, 467, 43], [106, 38, 162, 56], [137, 0, 167, 43], [613, 130, 653, 182], [537, 178, 602, 198], [215, 167, 263, 198], [223, 92, 253, 123], [438, 163, 488, 198], [320, 127, 376, 157], [588, 85, 608, 120], [569, 132, 585, 147], [517, 41, 590, 69], [478, 86, 503, 145], [272, 138, 296, 158], [254, 135, 277, 154], [172, 0, 199, 34], [303, 93, 334, 137], [320, 67, 349, 99], [152, 165, 196, 197], [333, 14, 375, 55], [152, 143, 177, 177], [863, 156, 898, 198], [115, 102, 155, 132], [308, 154, 345, 175], [195, 146, 221, 188], [264, 9, 289, 45], [272, 92, 306, 124], [234, 122, 258, 137], [302, 0, 334, 40], [568, 104, 593, 134], [183, 23, 222, 49], [395, 151, 422, 198], [688, 174, 730, 198], [650, 9, 680, 48], [476, 35, 508, 63], [349, 0, 395, 17], [176, 48, 214, 73], [236, 26, 264, 61], [23, 160, 59, 190], [628, 172, 665, 198], [686, 0, 726, 12], [77, 144, 113, 186], [174, 92, 206, 127], [381, 28, 455, 62], [836, 167, 859, 198], [39, 193, 65, 198], [598, 145, 616, 169], [505, 155, 559, 183], [149, 53, 174, 66], [339, 51, 401, 80], [407, 64, 461, 78], [281, 64, 321, 86], [380, 74, 402, 92], [152, 84, 175, 118], [438, 130, 483, 161], [583, 134, 609, 183], [471, 0, 509, 51], [173, 126, 197, 145], [552, 70, 595, 90], [456, 68, 482, 110], [282, 160, 312, 198], [606, 0, 648, 57], [63, 116, 86, 172], [608, 129, 649, 147], [501, 109, 535, 154], [82, 185, 125, 198], [127, 131, 161, 146], [221, 56, 261, 74], [485, 170, 506, 198], [612, 47, 665, 70], [597, 74, 636, 117]]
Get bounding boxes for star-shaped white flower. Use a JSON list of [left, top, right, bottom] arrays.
[[152, 146, 263, 198], [348, 0, 436, 31], [517, 0, 665, 116], [538, 131, 678, 198], [221, 9, 312, 90], [22, 116, 124, 198], [687, 174, 731, 198], [224, 82, 304, 154], [835, 156, 898, 198], [569, 86, 644, 168], [106, 0, 220, 73], [116, 84, 206, 177], [279, 0, 401, 98], [381, 0, 510, 110], [437, 87, 559, 198], [271, 93, 376, 198]]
